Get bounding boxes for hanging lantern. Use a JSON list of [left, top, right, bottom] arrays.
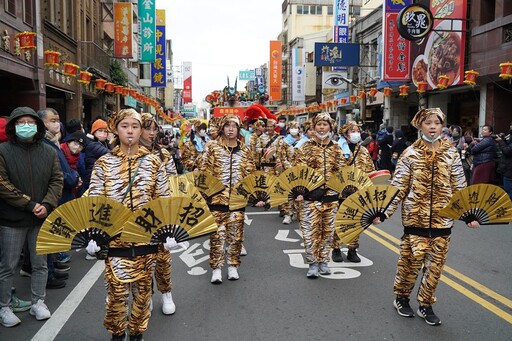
[[129, 89, 137, 97], [358, 90, 366, 99], [437, 75, 449, 89], [384, 87, 393, 97], [399, 85, 409, 97], [121, 87, 130, 96], [114, 85, 124, 95], [104, 82, 115, 93], [77, 70, 92, 85], [499, 62, 512, 80], [341, 98, 347, 105], [463, 70, 479, 86], [16, 32, 36, 49], [368, 88, 378, 98], [94, 79, 106, 91], [349, 95, 357, 103], [44, 50, 61, 67], [417, 81, 428, 94], [63, 62, 79, 77], [333, 99, 339, 106]]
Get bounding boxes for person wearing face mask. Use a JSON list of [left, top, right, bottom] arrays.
[[331, 121, 375, 263], [293, 113, 346, 278], [278, 116, 287, 136], [181, 119, 209, 172], [0, 107, 63, 328], [295, 120, 314, 149], [90, 118, 111, 150]]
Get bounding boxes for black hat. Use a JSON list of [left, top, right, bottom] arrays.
[[65, 131, 87, 146]]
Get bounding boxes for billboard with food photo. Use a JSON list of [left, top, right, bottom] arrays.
[[410, 0, 467, 90]]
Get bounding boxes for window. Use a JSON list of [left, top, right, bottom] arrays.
[[5, 0, 16, 15], [23, 0, 33, 25], [480, 0, 495, 25], [303, 5, 309, 14], [297, 5, 302, 14], [327, 5, 333, 15]]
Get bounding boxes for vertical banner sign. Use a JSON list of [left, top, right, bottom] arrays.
[[292, 48, 305, 102], [151, 9, 166, 87], [138, 0, 156, 63], [269, 40, 282, 101], [333, 0, 349, 43], [113, 3, 133, 58], [182, 62, 192, 103], [382, 0, 412, 81]]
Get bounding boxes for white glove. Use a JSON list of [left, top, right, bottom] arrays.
[[86, 240, 100, 255], [163, 237, 178, 251]]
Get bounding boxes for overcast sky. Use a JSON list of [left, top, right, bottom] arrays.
[[155, 0, 283, 105]]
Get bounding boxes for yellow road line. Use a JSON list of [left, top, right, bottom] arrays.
[[365, 229, 512, 324]]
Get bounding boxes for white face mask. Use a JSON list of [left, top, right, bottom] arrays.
[[248, 127, 254, 133], [348, 132, 361, 144], [315, 131, 330, 141], [47, 122, 60, 135], [289, 128, 299, 136], [421, 132, 442, 143], [68, 141, 83, 154], [278, 122, 286, 128], [199, 129, 206, 137]]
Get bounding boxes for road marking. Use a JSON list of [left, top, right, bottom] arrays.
[[245, 211, 280, 215], [365, 229, 512, 325], [31, 261, 105, 341]]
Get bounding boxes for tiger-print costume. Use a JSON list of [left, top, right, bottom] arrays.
[[332, 142, 376, 250], [181, 135, 209, 171], [385, 138, 466, 306], [294, 139, 346, 264], [249, 132, 263, 170], [88, 145, 170, 336], [199, 138, 256, 269]]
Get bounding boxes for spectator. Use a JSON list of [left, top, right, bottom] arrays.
[[391, 129, 408, 170], [378, 126, 394, 172], [0, 107, 63, 327], [469, 125, 497, 185], [495, 122, 512, 199], [89, 118, 110, 150], [366, 134, 379, 169], [77, 127, 110, 198]]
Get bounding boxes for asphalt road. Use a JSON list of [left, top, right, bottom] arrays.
[[2, 207, 511, 341]]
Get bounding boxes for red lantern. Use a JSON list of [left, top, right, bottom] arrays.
[[114, 85, 123, 95], [121, 87, 130, 96], [77, 71, 92, 85], [358, 90, 366, 99], [349, 95, 357, 103], [383, 87, 393, 97], [129, 89, 137, 97], [437, 75, 449, 89], [44, 50, 60, 67], [368, 88, 378, 97], [417, 81, 428, 94], [16, 32, 36, 49], [333, 99, 339, 106], [104, 82, 115, 93], [399, 85, 409, 97], [63, 62, 79, 77], [499, 62, 512, 80], [463, 70, 479, 86], [95, 79, 106, 91], [341, 98, 347, 105]]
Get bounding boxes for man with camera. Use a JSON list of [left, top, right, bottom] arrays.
[[495, 122, 512, 199]]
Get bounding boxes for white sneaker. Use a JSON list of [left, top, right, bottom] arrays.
[[0, 307, 21, 327], [240, 244, 247, 256], [149, 298, 153, 312], [211, 268, 222, 284], [161, 292, 176, 315], [30, 300, 51, 320], [282, 215, 292, 225], [85, 253, 97, 261], [227, 266, 239, 280]]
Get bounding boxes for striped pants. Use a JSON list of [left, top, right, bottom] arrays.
[[393, 234, 450, 306], [209, 210, 244, 269], [154, 244, 172, 294]]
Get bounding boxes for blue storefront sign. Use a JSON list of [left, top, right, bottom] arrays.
[[314, 43, 360, 67]]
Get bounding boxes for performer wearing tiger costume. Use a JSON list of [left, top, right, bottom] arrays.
[[199, 114, 256, 283], [373, 108, 479, 326], [86, 109, 171, 341], [140, 113, 177, 316], [257, 118, 293, 224], [331, 121, 375, 263], [181, 119, 209, 171], [249, 119, 266, 170], [293, 113, 346, 278]]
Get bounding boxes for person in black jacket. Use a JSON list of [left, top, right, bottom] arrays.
[[378, 126, 394, 172], [391, 129, 407, 171], [495, 122, 512, 199], [77, 133, 110, 197], [469, 125, 496, 185], [0, 107, 63, 327]]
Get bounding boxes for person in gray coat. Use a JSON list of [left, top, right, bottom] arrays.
[[0, 107, 63, 327]]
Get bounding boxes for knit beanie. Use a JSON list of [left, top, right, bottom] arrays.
[[91, 119, 108, 135]]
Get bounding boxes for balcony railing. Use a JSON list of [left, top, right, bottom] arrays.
[[80, 41, 111, 79]]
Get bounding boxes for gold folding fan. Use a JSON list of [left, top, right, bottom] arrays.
[[439, 184, 512, 224], [169, 175, 205, 203], [37, 196, 132, 255], [335, 185, 400, 244], [269, 165, 325, 207], [121, 197, 218, 244], [184, 170, 225, 199], [326, 166, 373, 200], [229, 171, 278, 210]]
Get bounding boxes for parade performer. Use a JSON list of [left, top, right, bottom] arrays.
[[140, 113, 176, 315], [332, 121, 375, 263], [257, 118, 293, 224], [249, 119, 266, 170], [85, 108, 171, 341], [199, 114, 256, 283], [293, 113, 346, 278], [295, 119, 313, 149], [181, 119, 209, 171], [373, 108, 479, 326]]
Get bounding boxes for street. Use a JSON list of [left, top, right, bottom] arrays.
[[2, 207, 511, 341]]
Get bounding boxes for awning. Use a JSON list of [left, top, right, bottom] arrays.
[[46, 84, 75, 96]]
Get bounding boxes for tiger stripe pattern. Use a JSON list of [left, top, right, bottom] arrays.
[[209, 211, 245, 269]]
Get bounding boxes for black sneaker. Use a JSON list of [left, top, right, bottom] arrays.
[[111, 332, 126, 341], [417, 305, 441, 326], [393, 296, 415, 317], [332, 248, 343, 262], [346, 248, 361, 263], [129, 334, 143, 341], [53, 271, 69, 280], [46, 276, 66, 289], [54, 262, 70, 273]]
